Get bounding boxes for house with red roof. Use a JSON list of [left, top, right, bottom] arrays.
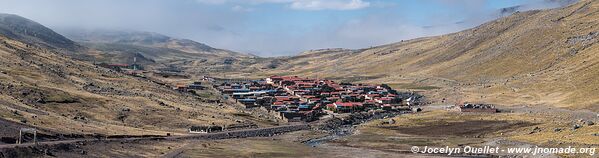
[[376, 97, 395, 104], [365, 94, 381, 100]]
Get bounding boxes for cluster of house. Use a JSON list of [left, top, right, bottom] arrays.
[[216, 76, 420, 122], [454, 103, 498, 113]]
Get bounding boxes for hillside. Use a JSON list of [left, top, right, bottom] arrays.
[[62, 29, 251, 57], [0, 13, 82, 52], [255, 0, 599, 111], [58, 29, 256, 71], [0, 13, 263, 85], [0, 33, 266, 139]]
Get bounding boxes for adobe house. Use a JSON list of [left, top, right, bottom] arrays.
[[280, 111, 304, 122]]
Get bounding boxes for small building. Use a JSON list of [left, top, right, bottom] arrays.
[[238, 98, 257, 107], [456, 103, 497, 113], [298, 104, 313, 111], [222, 89, 251, 94], [328, 102, 363, 113], [271, 102, 287, 111], [174, 84, 188, 92], [375, 97, 395, 104], [266, 76, 284, 84], [280, 111, 304, 122], [279, 110, 317, 122], [188, 82, 205, 90], [381, 104, 393, 110], [189, 125, 223, 133], [232, 91, 267, 99]]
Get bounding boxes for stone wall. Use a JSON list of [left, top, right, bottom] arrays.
[[0, 124, 311, 158]]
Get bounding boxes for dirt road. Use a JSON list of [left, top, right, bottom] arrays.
[[0, 124, 310, 150]]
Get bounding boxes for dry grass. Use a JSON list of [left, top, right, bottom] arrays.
[[179, 139, 322, 158], [211, 0, 599, 112], [337, 109, 598, 152], [0, 35, 269, 136]]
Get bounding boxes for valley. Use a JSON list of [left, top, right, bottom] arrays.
[[0, 0, 598, 157]]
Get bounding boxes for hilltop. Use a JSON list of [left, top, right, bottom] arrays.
[[0, 13, 82, 52]]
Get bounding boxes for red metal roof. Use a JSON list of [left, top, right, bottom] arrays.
[[326, 104, 335, 108]]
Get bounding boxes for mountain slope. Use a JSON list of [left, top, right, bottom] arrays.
[[0, 13, 81, 52], [0, 33, 259, 137], [261, 0, 599, 111], [64, 30, 224, 54], [0, 13, 260, 80], [60, 29, 252, 62], [56, 29, 261, 76]]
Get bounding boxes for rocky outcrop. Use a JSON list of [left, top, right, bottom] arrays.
[[315, 111, 401, 132]]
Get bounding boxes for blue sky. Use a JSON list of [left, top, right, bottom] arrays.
[[0, 0, 572, 56]]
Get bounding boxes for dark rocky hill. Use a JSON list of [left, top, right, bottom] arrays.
[[0, 13, 81, 51]]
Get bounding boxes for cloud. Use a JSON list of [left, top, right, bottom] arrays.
[[195, 0, 228, 4], [232, 5, 254, 12], [0, 0, 575, 57], [289, 0, 370, 10], [196, 0, 370, 11]]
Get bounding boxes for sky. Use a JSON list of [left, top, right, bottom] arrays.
[[0, 0, 573, 56]]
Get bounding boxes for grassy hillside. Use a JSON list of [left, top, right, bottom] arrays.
[[0, 34, 262, 136], [250, 0, 599, 111], [61, 29, 255, 74]]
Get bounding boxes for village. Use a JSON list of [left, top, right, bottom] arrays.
[[93, 61, 502, 131], [207, 76, 423, 122], [93, 61, 501, 121], [4, 2, 599, 157]]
